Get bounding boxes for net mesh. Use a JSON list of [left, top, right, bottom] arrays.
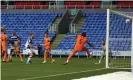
[[109, 10, 132, 68]]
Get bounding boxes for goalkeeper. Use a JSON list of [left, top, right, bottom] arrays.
[[96, 40, 112, 64]]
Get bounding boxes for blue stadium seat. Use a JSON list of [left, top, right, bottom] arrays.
[[2, 12, 64, 48], [56, 12, 131, 51]]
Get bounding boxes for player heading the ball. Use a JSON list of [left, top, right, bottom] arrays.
[[63, 32, 95, 65]]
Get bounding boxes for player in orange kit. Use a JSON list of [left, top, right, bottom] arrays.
[[1, 27, 8, 62], [42, 33, 54, 63], [1, 27, 5, 57], [15, 37, 23, 59], [14, 36, 23, 61], [63, 32, 95, 65]]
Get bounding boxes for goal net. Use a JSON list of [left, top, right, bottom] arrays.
[[106, 9, 133, 72]]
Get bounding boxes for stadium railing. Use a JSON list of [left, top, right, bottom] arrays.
[[1, 5, 133, 9]]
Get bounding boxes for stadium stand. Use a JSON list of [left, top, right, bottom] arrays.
[[57, 12, 106, 50], [117, 1, 133, 8], [86, 1, 101, 8], [109, 14, 131, 51], [65, 1, 85, 9], [1, 1, 7, 9], [57, 12, 131, 51], [65, 1, 101, 9], [15, 1, 49, 9], [1, 1, 133, 9], [1, 12, 64, 48]]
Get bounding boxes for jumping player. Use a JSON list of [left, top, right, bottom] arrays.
[[25, 33, 36, 64], [7, 32, 23, 62], [15, 37, 23, 61], [42, 33, 54, 63], [63, 32, 95, 65], [1, 27, 8, 62]]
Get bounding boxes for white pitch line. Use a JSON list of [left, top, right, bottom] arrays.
[[2, 69, 66, 72], [17, 68, 106, 80]]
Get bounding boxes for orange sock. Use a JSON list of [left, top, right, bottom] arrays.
[[7, 57, 11, 61], [7, 56, 12, 62], [87, 52, 90, 56], [7, 57, 10, 61], [10, 56, 12, 61], [86, 50, 91, 56], [44, 55, 47, 61], [19, 54, 23, 61], [84, 48, 90, 56], [3, 53, 7, 61]]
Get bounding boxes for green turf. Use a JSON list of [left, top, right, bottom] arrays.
[[1, 57, 131, 80], [110, 58, 131, 68]]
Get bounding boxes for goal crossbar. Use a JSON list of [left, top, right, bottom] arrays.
[[110, 9, 133, 19]]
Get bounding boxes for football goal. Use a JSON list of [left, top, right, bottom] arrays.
[[106, 9, 133, 74]]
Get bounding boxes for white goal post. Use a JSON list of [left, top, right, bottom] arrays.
[[132, 18, 133, 74], [106, 9, 133, 74]]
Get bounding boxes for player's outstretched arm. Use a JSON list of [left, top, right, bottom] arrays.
[[87, 42, 96, 48]]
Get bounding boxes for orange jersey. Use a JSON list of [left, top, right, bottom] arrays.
[[44, 37, 51, 49], [1, 33, 8, 51], [15, 46, 20, 52], [17, 39, 21, 44], [74, 35, 88, 50]]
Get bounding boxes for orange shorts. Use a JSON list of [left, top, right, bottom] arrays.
[[1, 44, 7, 52], [72, 47, 88, 54], [15, 46, 20, 52], [45, 48, 51, 53]]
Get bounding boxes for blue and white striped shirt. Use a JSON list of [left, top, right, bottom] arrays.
[[25, 37, 33, 49]]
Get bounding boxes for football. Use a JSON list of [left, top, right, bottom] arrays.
[[126, 19, 130, 23]]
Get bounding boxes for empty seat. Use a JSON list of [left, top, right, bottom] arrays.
[[2, 12, 64, 47], [56, 12, 131, 51]]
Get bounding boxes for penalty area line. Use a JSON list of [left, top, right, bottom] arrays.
[[17, 68, 106, 80]]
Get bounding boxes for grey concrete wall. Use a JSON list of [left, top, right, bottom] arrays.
[[1, 9, 66, 13], [2, 8, 133, 13], [71, 10, 82, 24], [80, 9, 133, 13], [58, 10, 69, 34]]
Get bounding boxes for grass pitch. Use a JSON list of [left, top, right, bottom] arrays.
[[1, 57, 131, 80]]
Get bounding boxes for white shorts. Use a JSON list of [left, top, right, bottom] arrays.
[[26, 48, 34, 54], [23, 49, 38, 55], [7, 49, 15, 55]]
